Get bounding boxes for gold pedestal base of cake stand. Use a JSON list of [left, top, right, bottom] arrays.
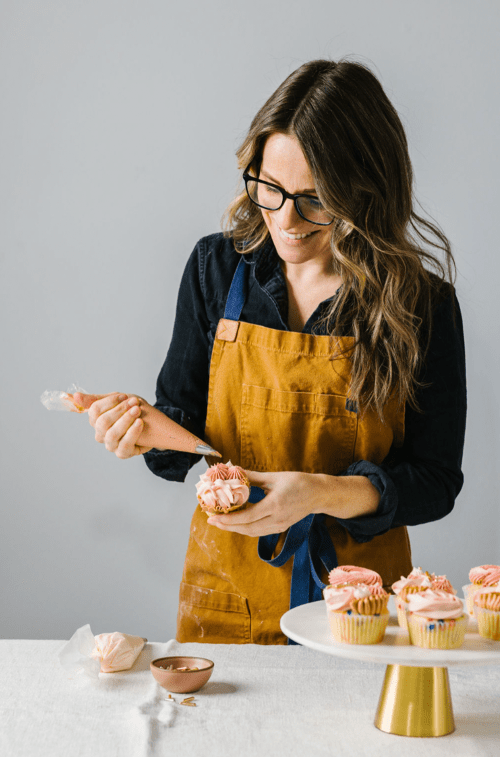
[[374, 664, 454, 737]]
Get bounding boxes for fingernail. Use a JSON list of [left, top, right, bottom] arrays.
[[130, 406, 140, 415], [118, 394, 127, 401], [128, 397, 138, 406]]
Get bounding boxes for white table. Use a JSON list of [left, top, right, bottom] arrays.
[[1, 636, 500, 757]]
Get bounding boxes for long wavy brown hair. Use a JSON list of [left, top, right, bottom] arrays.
[[223, 58, 456, 416]]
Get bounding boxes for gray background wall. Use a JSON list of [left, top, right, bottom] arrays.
[[1, 0, 498, 641]]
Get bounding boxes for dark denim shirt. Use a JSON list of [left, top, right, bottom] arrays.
[[144, 232, 466, 543]]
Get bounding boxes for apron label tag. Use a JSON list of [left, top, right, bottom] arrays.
[[216, 319, 240, 342]]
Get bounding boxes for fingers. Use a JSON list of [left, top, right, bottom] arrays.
[[98, 402, 142, 450], [207, 514, 288, 537], [114, 417, 145, 459], [89, 394, 134, 432], [209, 504, 269, 526], [244, 469, 274, 489]]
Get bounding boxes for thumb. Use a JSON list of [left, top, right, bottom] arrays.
[[244, 469, 274, 490]]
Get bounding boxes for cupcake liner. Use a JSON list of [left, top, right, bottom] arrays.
[[395, 597, 408, 630], [475, 607, 500, 640], [407, 613, 468, 649], [462, 583, 480, 616], [327, 610, 389, 644], [198, 498, 247, 515]]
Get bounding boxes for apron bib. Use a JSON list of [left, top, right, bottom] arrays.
[[177, 258, 412, 644]]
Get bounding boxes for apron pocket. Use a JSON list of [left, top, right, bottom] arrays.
[[177, 582, 251, 644], [240, 384, 357, 474]]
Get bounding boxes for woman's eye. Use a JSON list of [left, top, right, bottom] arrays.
[[304, 197, 322, 209]]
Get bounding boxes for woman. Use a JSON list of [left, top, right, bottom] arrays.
[[80, 59, 466, 644]]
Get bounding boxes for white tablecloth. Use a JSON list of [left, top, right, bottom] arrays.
[[1, 638, 499, 757]]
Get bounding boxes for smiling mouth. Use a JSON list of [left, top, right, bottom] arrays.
[[278, 225, 316, 241]]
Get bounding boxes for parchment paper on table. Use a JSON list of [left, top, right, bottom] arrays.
[[196, 461, 251, 514], [58, 624, 146, 677], [41, 384, 220, 457]]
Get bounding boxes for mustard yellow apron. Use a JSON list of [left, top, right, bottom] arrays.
[[177, 258, 412, 644]]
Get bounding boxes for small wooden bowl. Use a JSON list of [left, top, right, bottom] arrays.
[[150, 656, 214, 693]]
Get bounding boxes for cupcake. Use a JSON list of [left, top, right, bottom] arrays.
[[324, 584, 390, 644], [406, 589, 468, 649], [196, 461, 250, 514], [474, 589, 500, 640], [391, 568, 434, 630], [328, 565, 383, 589], [463, 565, 500, 617]]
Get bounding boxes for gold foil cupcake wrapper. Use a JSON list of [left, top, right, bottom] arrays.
[[473, 591, 500, 612], [350, 595, 389, 616]]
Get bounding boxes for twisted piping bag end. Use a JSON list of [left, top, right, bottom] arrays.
[[195, 443, 222, 457]]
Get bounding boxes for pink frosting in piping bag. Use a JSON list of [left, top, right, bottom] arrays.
[[91, 632, 145, 673]]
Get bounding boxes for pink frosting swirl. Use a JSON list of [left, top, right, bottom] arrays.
[[226, 466, 249, 484], [431, 575, 456, 593], [392, 573, 432, 595], [196, 461, 249, 513], [196, 478, 249, 512], [406, 589, 464, 619], [408, 567, 426, 578], [369, 584, 389, 598], [205, 462, 231, 482], [328, 565, 382, 587], [324, 585, 371, 612], [469, 565, 500, 586]]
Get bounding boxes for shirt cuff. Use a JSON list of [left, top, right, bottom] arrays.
[[333, 460, 398, 543], [143, 405, 201, 483]]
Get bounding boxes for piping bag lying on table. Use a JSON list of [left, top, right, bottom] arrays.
[[41, 384, 221, 457], [58, 624, 147, 677]]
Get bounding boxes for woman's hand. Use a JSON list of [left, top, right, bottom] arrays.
[[206, 470, 381, 536], [74, 392, 153, 459], [206, 470, 330, 536]]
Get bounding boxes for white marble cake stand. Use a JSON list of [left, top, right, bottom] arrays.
[[280, 597, 500, 737]]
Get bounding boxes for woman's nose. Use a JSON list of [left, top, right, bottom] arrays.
[[273, 198, 301, 229]]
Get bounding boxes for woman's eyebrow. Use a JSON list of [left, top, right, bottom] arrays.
[[260, 170, 317, 195]]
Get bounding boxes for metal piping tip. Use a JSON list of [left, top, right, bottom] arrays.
[[195, 443, 222, 457]]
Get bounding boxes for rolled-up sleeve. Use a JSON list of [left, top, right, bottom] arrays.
[[335, 290, 466, 542]]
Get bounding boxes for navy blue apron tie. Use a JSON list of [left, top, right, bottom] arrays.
[[224, 258, 339, 644]]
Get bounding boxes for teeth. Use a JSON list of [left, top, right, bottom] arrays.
[[279, 226, 314, 240]]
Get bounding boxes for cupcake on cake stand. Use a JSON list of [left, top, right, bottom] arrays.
[[280, 596, 500, 737]]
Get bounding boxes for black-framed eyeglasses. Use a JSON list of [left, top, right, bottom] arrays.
[[243, 166, 334, 226]]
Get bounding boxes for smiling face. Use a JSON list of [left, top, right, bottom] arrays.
[[258, 133, 333, 271]]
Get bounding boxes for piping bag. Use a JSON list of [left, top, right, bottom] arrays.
[[58, 624, 147, 677], [41, 384, 221, 458]]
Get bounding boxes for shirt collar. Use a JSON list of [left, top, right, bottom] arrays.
[[243, 236, 342, 334]]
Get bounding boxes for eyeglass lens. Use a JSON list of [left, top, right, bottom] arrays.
[[245, 178, 331, 225]]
